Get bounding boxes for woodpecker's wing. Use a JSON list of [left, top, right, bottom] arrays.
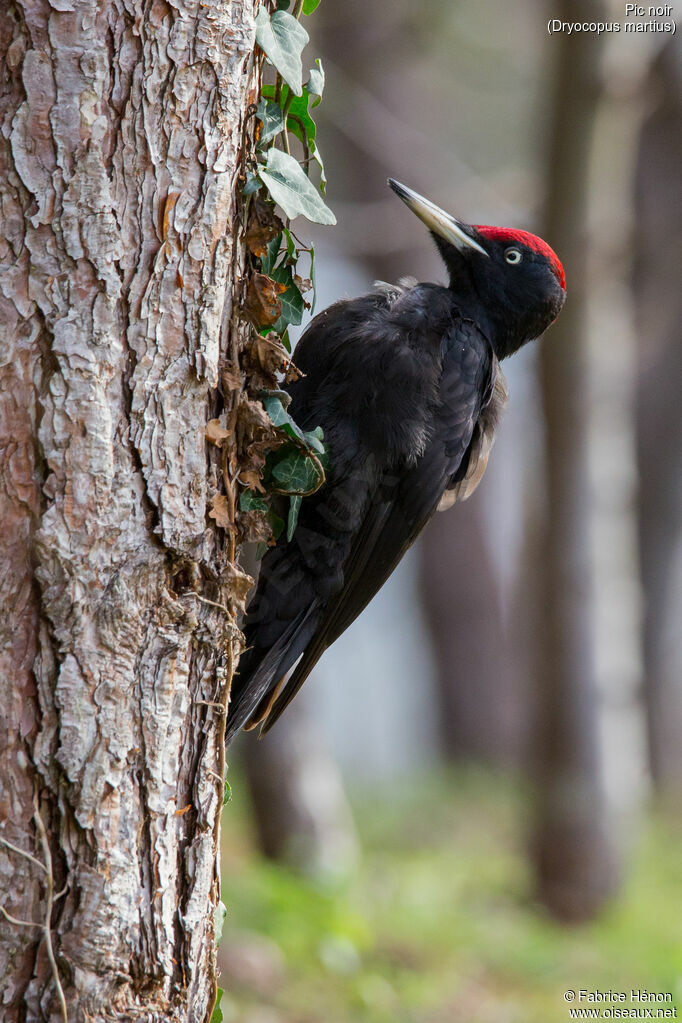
[[257, 321, 494, 733], [437, 355, 508, 508]]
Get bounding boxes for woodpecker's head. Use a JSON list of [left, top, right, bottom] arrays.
[[388, 179, 566, 359]]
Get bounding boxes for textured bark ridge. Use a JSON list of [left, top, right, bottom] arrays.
[[0, 1, 258, 1019]]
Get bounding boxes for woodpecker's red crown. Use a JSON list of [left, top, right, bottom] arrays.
[[474, 226, 566, 290]]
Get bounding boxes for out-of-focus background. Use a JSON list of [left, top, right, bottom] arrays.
[[221, 1, 682, 1020]]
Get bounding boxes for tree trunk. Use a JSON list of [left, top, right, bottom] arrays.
[[634, 38, 682, 797], [0, 2, 258, 1019], [418, 497, 515, 765], [532, 0, 616, 922], [240, 694, 358, 879]]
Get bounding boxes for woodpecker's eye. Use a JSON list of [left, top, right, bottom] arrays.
[[505, 248, 523, 265]]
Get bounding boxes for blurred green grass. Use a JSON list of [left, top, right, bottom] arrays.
[[219, 768, 682, 1023]]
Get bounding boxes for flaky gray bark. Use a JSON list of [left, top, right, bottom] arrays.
[[0, 1, 259, 1019]]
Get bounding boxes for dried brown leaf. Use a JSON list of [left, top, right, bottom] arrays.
[[250, 195, 284, 235], [222, 363, 242, 393], [245, 223, 275, 259], [245, 218, 280, 259], [208, 494, 233, 530], [239, 466, 265, 492], [241, 359, 277, 393], [235, 394, 274, 437], [294, 275, 313, 294], [244, 197, 284, 264], [223, 562, 256, 616], [284, 361, 303, 384], [243, 273, 286, 329], [235, 394, 286, 496], [206, 419, 230, 447], [248, 334, 290, 379], [238, 509, 274, 545]]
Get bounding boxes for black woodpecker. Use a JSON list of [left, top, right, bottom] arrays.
[[226, 179, 566, 743]]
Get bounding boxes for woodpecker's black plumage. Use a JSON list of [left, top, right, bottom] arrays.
[[226, 179, 566, 742]]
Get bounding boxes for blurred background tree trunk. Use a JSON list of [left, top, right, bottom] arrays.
[[0, 2, 258, 1018], [634, 38, 682, 800], [240, 696, 358, 879], [532, 0, 617, 922], [418, 499, 517, 765]]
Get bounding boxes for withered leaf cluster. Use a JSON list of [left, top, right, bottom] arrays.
[[205, 196, 324, 549], [243, 198, 286, 330], [243, 272, 287, 330], [244, 195, 283, 258]]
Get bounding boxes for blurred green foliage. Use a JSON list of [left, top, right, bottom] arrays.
[[220, 770, 682, 1023]]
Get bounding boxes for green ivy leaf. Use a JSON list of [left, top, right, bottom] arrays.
[[284, 87, 327, 192], [260, 149, 335, 225], [287, 495, 302, 541], [256, 98, 285, 145], [280, 326, 291, 353], [261, 84, 326, 190], [262, 394, 326, 458], [302, 424, 326, 455], [302, 0, 322, 13], [262, 394, 311, 446], [270, 263, 304, 333], [214, 901, 227, 947], [239, 491, 268, 512], [269, 509, 285, 540], [261, 392, 292, 429], [245, 395, 328, 541], [308, 58, 325, 106], [271, 449, 324, 494], [259, 233, 283, 275], [308, 242, 317, 312], [285, 89, 317, 148], [282, 226, 296, 261], [210, 989, 224, 1023], [243, 170, 261, 195], [255, 8, 309, 96], [311, 144, 327, 193]]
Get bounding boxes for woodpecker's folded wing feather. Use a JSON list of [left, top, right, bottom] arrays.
[[258, 328, 493, 733]]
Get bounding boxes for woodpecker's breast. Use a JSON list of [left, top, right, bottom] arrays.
[[437, 355, 508, 510]]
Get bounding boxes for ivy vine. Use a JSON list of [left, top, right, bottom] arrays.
[[235, 0, 333, 547], [208, 11, 333, 1019]]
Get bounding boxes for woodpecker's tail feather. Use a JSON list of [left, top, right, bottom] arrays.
[[224, 606, 318, 745]]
